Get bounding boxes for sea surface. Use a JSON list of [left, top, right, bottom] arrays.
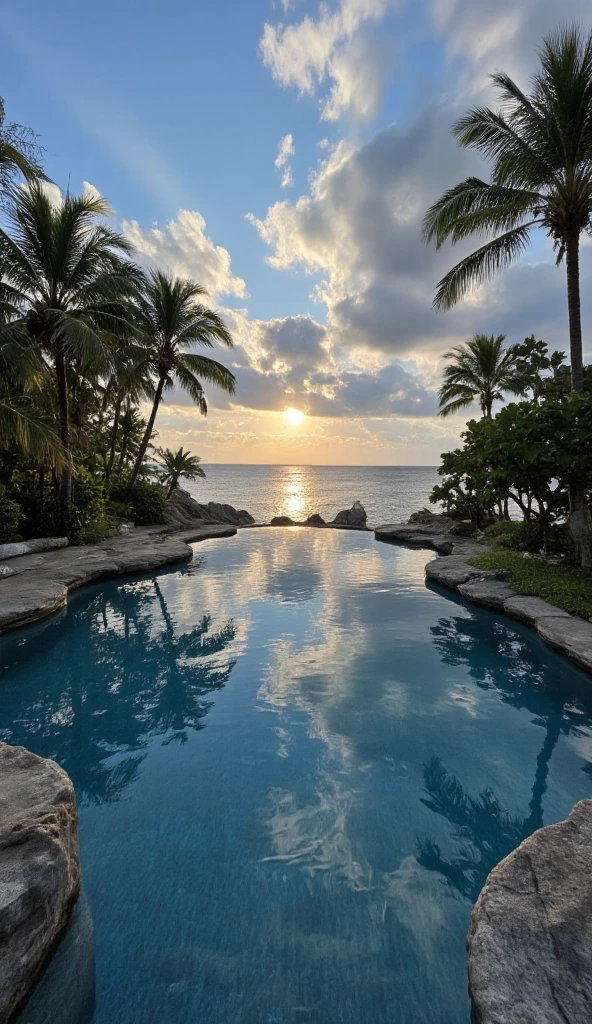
[[4, 529, 592, 1024], [185, 464, 440, 525]]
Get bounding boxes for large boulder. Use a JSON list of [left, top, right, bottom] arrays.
[[0, 538, 68, 561], [166, 488, 255, 529], [468, 799, 592, 1024], [332, 501, 367, 528], [0, 744, 81, 1023], [270, 515, 296, 526]]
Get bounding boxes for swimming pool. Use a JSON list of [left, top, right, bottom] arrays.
[[2, 529, 591, 1023]]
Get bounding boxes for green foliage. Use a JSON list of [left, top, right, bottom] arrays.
[[0, 486, 22, 542], [109, 479, 167, 526], [438, 333, 520, 418], [449, 520, 475, 537], [470, 549, 592, 620], [484, 521, 543, 551], [77, 516, 118, 545]]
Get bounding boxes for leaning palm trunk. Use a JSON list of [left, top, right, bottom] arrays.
[[54, 345, 72, 518], [129, 373, 166, 485], [105, 392, 122, 481]]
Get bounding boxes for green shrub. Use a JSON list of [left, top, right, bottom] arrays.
[[0, 487, 22, 543], [470, 549, 592, 619], [484, 520, 543, 552], [77, 516, 118, 545], [449, 520, 475, 537], [108, 480, 167, 526]]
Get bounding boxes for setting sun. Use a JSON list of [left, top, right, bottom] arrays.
[[284, 407, 304, 427]]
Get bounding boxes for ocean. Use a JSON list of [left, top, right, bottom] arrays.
[[185, 465, 440, 526]]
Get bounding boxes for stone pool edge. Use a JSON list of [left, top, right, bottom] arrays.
[[0, 524, 237, 635], [375, 520, 592, 675]]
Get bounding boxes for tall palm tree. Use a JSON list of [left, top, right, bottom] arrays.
[[438, 333, 519, 418], [0, 183, 139, 518], [156, 446, 206, 499], [0, 96, 45, 195], [423, 24, 592, 392], [423, 24, 592, 565], [129, 271, 236, 485]]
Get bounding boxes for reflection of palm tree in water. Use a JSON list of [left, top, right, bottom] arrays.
[[418, 609, 592, 902], [2, 575, 238, 804]]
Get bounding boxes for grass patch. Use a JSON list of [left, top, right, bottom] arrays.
[[469, 549, 592, 620]]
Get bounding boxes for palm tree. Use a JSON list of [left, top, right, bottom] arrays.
[[156, 447, 206, 499], [423, 24, 592, 565], [0, 96, 45, 195], [438, 333, 519, 418], [0, 183, 139, 518], [128, 271, 236, 485]]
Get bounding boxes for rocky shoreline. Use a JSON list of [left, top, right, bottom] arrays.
[[375, 514, 592, 675]]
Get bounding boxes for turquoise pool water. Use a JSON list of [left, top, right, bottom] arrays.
[[2, 529, 592, 1024]]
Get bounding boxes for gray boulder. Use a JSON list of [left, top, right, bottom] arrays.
[[167, 488, 255, 528], [0, 538, 68, 561], [468, 799, 592, 1024], [304, 514, 326, 526], [0, 744, 81, 1023], [270, 515, 296, 526], [332, 501, 367, 528]]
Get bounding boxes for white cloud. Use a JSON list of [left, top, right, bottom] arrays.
[[275, 133, 295, 188], [121, 209, 247, 301], [260, 0, 395, 122]]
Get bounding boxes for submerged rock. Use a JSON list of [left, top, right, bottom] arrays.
[[0, 743, 81, 1023], [167, 488, 255, 529], [332, 501, 367, 528], [468, 799, 592, 1024]]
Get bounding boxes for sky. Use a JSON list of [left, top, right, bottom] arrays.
[[2, 0, 592, 465]]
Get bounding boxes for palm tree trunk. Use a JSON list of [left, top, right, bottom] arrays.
[[566, 230, 584, 393], [129, 373, 166, 486], [105, 392, 122, 481], [116, 399, 131, 477], [565, 229, 592, 566], [55, 346, 72, 520]]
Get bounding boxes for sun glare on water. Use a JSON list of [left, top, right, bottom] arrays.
[[284, 408, 304, 427]]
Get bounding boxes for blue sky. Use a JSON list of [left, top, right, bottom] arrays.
[[2, 0, 592, 463]]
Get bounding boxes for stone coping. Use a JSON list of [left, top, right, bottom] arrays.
[[467, 799, 592, 1024], [375, 520, 592, 675], [0, 524, 236, 635]]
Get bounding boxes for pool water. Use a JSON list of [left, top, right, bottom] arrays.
[[2, 529, 592, 1024]]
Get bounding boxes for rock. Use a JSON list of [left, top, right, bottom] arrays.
[[503, 596, 571, 628], [332, 501, 367, 528], [425, 556, 484, 589], [458, 578, 517, 611], [304, 514, 326, 526], [270, 516, 296, 526], [467, 799, 592, 1024], [116, 521, 135, 536], [0, 744, 81, 1023], [166, 489, 254, 529], [375, 517, 456, 552], [15, 892, 95, 1024], [0, 565, 18, 579], [0, 526, 236, 634], [408, 508, 441, 524], [536, 616, 592, 674], [0, 538, 68, 561]]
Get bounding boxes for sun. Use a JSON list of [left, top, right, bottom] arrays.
[[284, 407, 304, 427]]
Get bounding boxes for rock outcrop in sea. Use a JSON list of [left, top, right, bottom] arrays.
[[270, 502, 368, 529], [0, 744, 81, 1023], [166, 488, 255, 529]]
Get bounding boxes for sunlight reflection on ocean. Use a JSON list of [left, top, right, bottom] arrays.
[[187, 465, 440, 525]]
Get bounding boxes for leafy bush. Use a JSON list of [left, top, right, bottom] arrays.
[[449, 520, 475, 537], [108, 479, 167, 526], [78, 516, 118, 545], [470, 549, 592, 620], [484, 520, 543, 552], [0, 487, 22, 542]]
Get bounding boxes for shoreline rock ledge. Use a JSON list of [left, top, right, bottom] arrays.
[[0, 743, 81, 1024], [167, 488, 255, 529], [467, 799, 592, 1024]]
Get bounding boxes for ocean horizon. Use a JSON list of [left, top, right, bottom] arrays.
[[185, 464, 440, 526]]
